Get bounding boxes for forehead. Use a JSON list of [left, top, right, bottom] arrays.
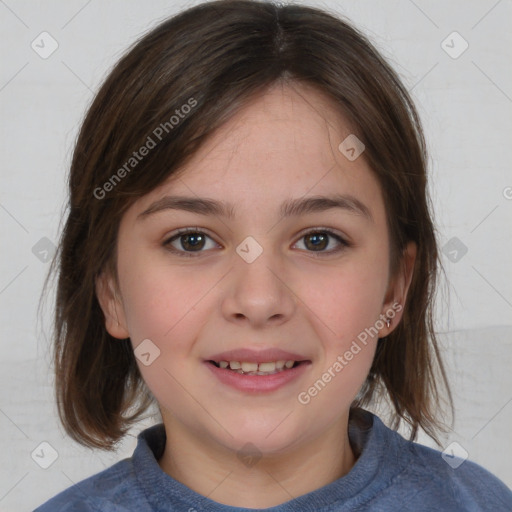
[[129, 82, 386, 224]]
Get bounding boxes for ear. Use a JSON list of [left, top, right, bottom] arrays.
[[95, 271, 130, 339], [379, 241, 417, 337]]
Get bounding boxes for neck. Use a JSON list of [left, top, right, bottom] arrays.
[[157, 413, 356, 508]]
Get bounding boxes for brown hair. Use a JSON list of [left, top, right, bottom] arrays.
[[43, 0, 452, 450]]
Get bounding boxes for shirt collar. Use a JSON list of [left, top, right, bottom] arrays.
[[131, 409, 406, 511]]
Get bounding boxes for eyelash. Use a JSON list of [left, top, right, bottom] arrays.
[[162, 227, 350, 258]]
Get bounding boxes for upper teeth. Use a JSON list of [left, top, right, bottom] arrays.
[[218, 360, 295, 373]]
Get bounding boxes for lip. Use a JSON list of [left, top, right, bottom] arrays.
[[205, 360, 311, 393], [206, 348, 308, 364]]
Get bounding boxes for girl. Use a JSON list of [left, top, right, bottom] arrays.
[[36, 1, 511, 510]]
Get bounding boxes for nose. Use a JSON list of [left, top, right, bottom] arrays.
[[221, 244, 296, 328]]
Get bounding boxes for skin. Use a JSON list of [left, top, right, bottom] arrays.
[[96, 81, 416, 508]]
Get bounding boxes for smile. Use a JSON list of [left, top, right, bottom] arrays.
[[210, 360, 298, 375], [205, 359, 311, 393]]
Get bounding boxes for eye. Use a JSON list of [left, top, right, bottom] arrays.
[[163, 228, 219, 257], [293, 229, 349, 255], [163, 227, 350, 258]]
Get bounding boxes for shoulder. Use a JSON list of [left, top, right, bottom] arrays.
[[33, 458, 138, 512], [33, 424, 165, 511], [386, 427, 512, 509], [353, 412, 512, 510]]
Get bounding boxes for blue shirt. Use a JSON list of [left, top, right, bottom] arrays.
[[34, 410, 512, 511]]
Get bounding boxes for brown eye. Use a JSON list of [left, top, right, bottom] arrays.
[[294, 229, 349, 255], [163, 229, 218, 257], [179, 232, 206, 251], [304, 232, 329, 251]]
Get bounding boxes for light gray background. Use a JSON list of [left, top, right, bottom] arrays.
[[1, 0, 511, 510]]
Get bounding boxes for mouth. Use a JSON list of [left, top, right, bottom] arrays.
[[207, 359, 306, 376], [204, 349, 311, 393]]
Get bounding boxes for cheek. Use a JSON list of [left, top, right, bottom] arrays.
[[119, 263, 217, 413], [295, 264, 384, 416], [298, 253, 388, 344], [119, 254, 216, 343]]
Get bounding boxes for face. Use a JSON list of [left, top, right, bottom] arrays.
[[97, 82, 414, 456]]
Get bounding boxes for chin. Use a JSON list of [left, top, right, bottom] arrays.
[[213, 415, 306, 457]]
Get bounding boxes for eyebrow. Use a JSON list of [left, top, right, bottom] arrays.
[[137, 193, 373, 223]]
